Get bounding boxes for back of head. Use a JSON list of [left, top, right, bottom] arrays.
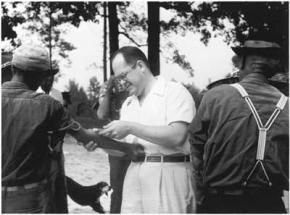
[[231, 30, 284, 78], [111, 46, 150, 70]]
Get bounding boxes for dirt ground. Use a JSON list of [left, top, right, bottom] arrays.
[[64, 135, 110, 213], [63, 135, 289, 213]]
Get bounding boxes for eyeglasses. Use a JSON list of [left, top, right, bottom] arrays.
[[115, 61, 137, 81]]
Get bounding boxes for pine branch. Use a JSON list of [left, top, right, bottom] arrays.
[[119, 25, 147, 47]]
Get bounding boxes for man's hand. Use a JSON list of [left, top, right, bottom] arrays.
[[99, 120, 132, 140], [84, 141, 99, 152], [81, 128, 100, 151], [80, 126, 145, 160], [127, 143, 145, 161]]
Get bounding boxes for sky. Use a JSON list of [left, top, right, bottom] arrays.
[[2, 1, 237, 92]]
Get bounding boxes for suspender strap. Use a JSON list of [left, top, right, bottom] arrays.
[[276, 94, 288, 110], [262, 94, 287, 130], [231, 83, 249, 97], [231, 83, 288, 187], [231, 84, 263, 128]]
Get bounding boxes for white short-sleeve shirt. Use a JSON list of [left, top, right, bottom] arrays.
[[120, 76, 196, 155]]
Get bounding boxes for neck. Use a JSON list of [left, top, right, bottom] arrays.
[[241, 72, 268, 83], [11, 74, 24, 83], [138, 74, 156, 102], [11, 74, 39, 91]]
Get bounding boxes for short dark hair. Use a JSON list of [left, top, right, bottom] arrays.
[[111, 46, 150, 70]]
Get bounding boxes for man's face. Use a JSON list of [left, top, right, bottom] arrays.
[[112, 54, 144, 96]]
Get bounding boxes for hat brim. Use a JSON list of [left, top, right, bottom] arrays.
[[207, 77, 240, 90], [1, 62, 12, 70], [231, 47, 283, 56]]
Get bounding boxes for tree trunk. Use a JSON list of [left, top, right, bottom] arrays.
[[103, 2, 107, 81], [108, 2, 119, 75], [48, 2, 53, 71], [147, 2, 160, 76], [283, 2, 289, 71]]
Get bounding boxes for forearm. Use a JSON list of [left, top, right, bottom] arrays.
[[97, 95, 111, 120], [95, 135, 132, 153], [68, 127, 130, 152], [68, 127, 96, 145], [128, 121, 188, 148]]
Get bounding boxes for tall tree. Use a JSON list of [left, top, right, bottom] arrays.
[[147, 2, 160, 76], [108, 1, 119, 72], [103, 2, 108, 81]]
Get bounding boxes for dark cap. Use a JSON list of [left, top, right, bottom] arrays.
[[231, 40, 282, 56], [12, 44, 50, 73]]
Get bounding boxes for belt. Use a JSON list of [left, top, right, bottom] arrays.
[[207, 187, 282, 196], [207, 188, 244, 195], [133, 155, 191, 163], [2, 179, 48, 192]]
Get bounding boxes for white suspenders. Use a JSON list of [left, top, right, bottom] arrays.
[[231, 83, 288, 187]]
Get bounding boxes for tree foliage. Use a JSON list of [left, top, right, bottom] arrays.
[[66, 80, 88, 116], [1, 2, 103, 64], [159, 2, 288, 46], [87, 76, 101, 103]]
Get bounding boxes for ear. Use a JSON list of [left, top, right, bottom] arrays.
[[232, 55, 243, 69], [136, 60, 146, 73]]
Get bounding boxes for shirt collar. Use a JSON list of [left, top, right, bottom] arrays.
[[240, 74, 269, 85], [150, 76, 166, 97], [126, 76, 166, 105], [2, 81, 30, 90]]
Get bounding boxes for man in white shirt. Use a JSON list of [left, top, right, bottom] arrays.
[[99, 46, 196, 213]]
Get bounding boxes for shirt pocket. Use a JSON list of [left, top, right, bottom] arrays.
[[140, 96, 166, 126]]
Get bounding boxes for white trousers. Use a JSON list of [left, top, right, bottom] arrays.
[[121, 161, 196, 213]]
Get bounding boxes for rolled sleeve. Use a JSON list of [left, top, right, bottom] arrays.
[[166, 84, 196, 125], [48, 100, 72, 131]]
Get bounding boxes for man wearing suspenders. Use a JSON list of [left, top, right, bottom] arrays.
[[189, 35, 288, 213]]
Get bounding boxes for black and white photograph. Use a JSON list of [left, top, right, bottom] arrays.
[[1, 1, 289, 213]]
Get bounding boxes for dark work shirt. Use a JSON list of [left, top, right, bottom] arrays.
[[189, 76, 289, 193], [2, 81, 70, 186]]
